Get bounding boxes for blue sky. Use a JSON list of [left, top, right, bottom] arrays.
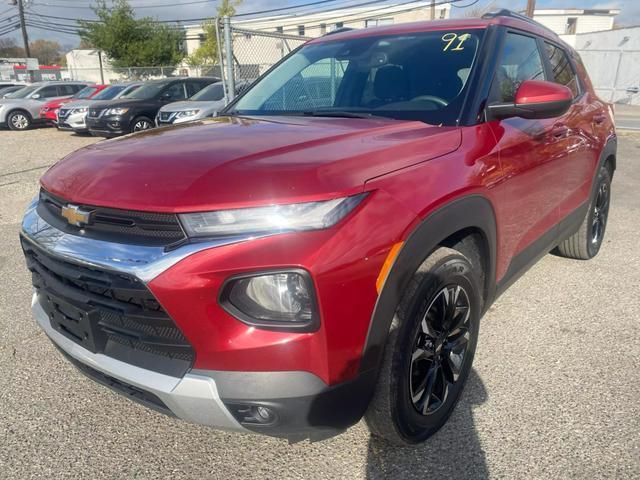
[[1, 0, 637, 50]]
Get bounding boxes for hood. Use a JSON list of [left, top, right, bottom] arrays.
[[96, 98, 156, 109], [41, 115, 462, 213], [43, 97, 71, 109], [160, 100, 222, 112], [61, 100, 95, 110]]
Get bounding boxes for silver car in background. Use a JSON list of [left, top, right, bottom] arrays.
[[58, 83, 142, 134], [0, 81, 89, 130], [155, 81, 250, 126]]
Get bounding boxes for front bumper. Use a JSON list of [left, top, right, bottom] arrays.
[[58, 112, 88, 132], [32, 293, 246, 432], [86, 115, 129, 137], [21, 201, 378, 439]]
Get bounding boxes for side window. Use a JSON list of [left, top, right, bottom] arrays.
[[545, 43, 580, 97], [186, 81, 206, 97], [490, 33, 545, 103], [59, 85, 77, 95], [162, 82, 187, 101], [37, 86, 59, 98]]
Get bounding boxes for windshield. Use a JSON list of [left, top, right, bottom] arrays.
[[5, 85, 38, 99], [123, 82, 167, 100], [231, 29, 484, 125], [92, 85, 126, 100], [191, 82, 225, 101], [74, 86, 98, 99]]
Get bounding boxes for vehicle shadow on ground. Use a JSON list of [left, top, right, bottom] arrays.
[[364, 369, 488, 480]]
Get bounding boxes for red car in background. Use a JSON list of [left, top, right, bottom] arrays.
[[39, 84, 107, 124]]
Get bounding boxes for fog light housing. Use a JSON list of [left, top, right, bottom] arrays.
[[220, 269, 319, 331], [226, 403, 279, 426]]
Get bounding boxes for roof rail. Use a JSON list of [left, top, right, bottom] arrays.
[[323, 27, 355, 37], [482, 9, 558, 36]]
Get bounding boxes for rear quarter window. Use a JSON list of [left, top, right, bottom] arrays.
[[545, 42, 580, 97]]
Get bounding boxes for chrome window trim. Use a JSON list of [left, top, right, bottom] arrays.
[[21, 198, 264, 283]]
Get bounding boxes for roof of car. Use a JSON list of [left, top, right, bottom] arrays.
[[309, 12, 561, 46]]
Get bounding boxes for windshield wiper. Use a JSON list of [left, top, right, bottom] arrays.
[[301, 110, 383, 119]]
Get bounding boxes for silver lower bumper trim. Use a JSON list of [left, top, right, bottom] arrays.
[[32, 293, 246, 433]]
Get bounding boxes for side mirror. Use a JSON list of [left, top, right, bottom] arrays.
[[31, 93, 41, 99], [486, 80, 573, 121]]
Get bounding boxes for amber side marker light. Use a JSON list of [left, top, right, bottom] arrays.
[[376, 242, 404, 294]]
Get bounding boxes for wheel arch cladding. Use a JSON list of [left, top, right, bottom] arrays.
[[359, 194, 497, 374]]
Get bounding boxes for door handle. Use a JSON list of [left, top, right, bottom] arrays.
[[551, 123, 569, 138], [593, 114, 606, 125]]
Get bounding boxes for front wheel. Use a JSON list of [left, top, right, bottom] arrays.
[[130, 116, 154, 133], [7, 110, 32, 131], [365, 247, 481, 445]]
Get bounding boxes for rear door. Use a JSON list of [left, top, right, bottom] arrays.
[[487, 31, 568, 267], [541, 41, 599, 222]]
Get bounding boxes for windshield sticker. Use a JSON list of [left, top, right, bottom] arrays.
[[442, 33, 471, 52]]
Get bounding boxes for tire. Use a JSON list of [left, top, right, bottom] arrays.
[[365, 247, 481, 445], [130, 116, 154, 133], [7, 110, 32, 131], [555, 165, 611, 260]]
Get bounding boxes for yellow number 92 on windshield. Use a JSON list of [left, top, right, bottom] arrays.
[[442, 32, 471, 52]]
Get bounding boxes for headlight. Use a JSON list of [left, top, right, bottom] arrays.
[[221, 270, 318, 330], [104, 107, 129, 116], [73, 107, 88, 114], [175, 110, 200, 118], [179, 193, 367, 238]]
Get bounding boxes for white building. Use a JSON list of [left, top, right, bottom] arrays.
[[533, 8, 620, 47], [572, 26, 640, 104], [184, 1, 452, 58], [183, 1, 452, 78]]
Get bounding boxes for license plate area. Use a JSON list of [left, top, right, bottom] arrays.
[[40, 292, 106, 353]]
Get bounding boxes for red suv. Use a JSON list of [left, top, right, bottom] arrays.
[[21, 11, 615, 444]]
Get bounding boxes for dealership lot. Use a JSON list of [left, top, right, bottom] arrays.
[[0, 128, 638, 479]]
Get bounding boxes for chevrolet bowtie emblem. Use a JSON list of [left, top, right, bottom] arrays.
[[60, 204, 92, 227]]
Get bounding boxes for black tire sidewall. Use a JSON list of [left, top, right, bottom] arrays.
[[586, 167, 611, 258], [391, 254, 481, 443], [8, 111, 31, 131]]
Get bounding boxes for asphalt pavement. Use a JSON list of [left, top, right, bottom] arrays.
[[0, 127, 638, 479]]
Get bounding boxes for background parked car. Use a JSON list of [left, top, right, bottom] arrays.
[[86, 76, 219, 137], [39, 84, 108, 125], [155, 80, 251, 126], [0, 81, 89, 131], [0, 85, 26, 99], [58, 82, 142, 134]]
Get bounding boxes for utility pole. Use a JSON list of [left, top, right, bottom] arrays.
[[223, 16, 235, 102], [525, 0, 536, 18], [13, 0, 31, 58], [430, 0, 435, 20]]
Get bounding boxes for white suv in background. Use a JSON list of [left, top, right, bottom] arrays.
[[0, 81, 88, 130]]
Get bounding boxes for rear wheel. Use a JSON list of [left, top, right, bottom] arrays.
[[365, 247, 481, 445], [130, 116, 154, 133], [7, 110, 32, 131], [555, 165, 611, 260]]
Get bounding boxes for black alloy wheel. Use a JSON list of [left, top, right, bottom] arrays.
[[591, 181, 609, 248], [409, 284, 471, 416]]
